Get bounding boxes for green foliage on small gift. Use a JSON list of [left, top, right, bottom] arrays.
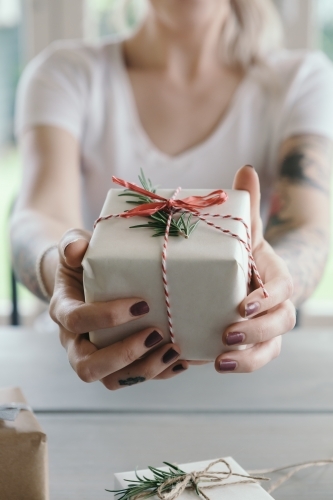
[[119, 169, 199, 238], [107, 462, 189, 500]]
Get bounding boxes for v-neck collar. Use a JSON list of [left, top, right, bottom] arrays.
[[114, 41, 251, 165]]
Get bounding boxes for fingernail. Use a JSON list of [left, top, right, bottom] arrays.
[[63, 239, 80, 259], [219, 359, 237, 372], [245, 302, 260, 317], [225, 332, 245, 346], [162, 348, 179, 364], [172, 364, 186, 372], [145, 330, 163, 348], [130, 301, 150, 317], [245, 164, 255, 170]]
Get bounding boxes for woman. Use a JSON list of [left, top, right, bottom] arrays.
[[10, 0, 333, 389]]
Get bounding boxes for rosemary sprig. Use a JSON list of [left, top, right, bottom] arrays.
[[119, 169, 199, 238], [106, 462, 188, 500]]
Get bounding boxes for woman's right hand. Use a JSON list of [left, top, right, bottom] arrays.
[[49, 229, 188, 390]]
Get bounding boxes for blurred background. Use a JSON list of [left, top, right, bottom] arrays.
[[0, 0, 333, 328]]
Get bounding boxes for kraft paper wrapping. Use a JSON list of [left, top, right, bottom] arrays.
[[114, 458, 274, 499], [83, 189, 250, 360], [0, 387, 49, 500]]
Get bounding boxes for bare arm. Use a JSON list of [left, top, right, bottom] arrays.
[[265, 135, 333, 307], [10, 125, 83, 300]]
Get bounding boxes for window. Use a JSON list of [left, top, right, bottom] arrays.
[[0, 0, 22, 148], [317, 0, 333, 60], [0, 0, 25, 322], [84, 0, 146, 39], [1, 0, 333, 325], [271, 1, 333, 323], [304, 0, 333, 323]]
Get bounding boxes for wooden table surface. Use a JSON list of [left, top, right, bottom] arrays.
[[1, 325, 333, 499]]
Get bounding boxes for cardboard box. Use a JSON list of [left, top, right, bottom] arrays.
[[0, 387, 49, 500]]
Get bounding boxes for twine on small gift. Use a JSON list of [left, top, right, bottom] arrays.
[[153, 459, 269, 500], [109, 457, 333, 500], [94, 177, 268, 343], [249, 458, 333, 494], [156, 459, 333, 499]]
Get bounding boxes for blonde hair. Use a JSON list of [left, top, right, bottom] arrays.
[[222, 0, 284, 69], [110, 0, 283, 69]]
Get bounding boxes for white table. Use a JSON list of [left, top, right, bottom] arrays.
[[39, 412, 333, 500], [1, 326, 333, 499], [1, 325, 333, 412]]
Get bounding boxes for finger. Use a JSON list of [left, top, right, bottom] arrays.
[[154, 360, 189, 380], [59, 228, 92, 267], [223, 300, 296, 346], [240, 273, 294, 318], [51, 295, 150, 333], [64, 326, 166, 383], [101, 343, 181, 390], [232, 165, 263, 246], [64, 239, 90, 268], [238, 239, 293, 317], [215, 336, 282, 374]]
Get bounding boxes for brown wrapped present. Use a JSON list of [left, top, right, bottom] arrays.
[[0, 387, 49, 500]]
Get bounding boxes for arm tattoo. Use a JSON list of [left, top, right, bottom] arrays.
[[280, 152, 329, 194], [279, 136, 331, 196], [265, 135, 332, 306], [119, 376, 146, 387]]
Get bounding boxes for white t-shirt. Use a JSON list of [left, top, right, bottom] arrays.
[[15, 38, 333, 230]]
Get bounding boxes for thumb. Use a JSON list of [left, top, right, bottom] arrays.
[[59, 229, 92, 268], [233, 165, 263, 246]]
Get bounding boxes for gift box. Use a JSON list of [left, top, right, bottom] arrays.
[[83, 187, 250, 360], [0, 387, 49, 500], [113, 457, 273, 499]]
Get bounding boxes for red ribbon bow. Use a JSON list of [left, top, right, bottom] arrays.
[[112, 176, 228, 217]]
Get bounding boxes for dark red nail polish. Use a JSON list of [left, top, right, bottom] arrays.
[[172, 364, 186, 372], [130, 301, 149, 317], [219, 359, 237, 372], [245, 302, 260, 317], [225, 332, 245, 346], [162, 348, 179, 364], [145, 330, 163, 348]]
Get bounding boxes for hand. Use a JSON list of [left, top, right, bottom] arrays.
[[215, 166, 296, 374], [50, 229, 188, 390]]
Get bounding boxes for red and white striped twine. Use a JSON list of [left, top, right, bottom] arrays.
[[94, 213, 122, 226], [161, 187, 182, 342], [94, 190, 268, 344], [188, 210, 268, 297]]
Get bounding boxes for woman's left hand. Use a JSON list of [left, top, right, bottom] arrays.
[[215, 165, 296, 374]]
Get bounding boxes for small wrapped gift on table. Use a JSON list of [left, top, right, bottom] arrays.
[[0, 387, 49, 500], [113, 457, 273, 499], [83, 176, 265, 360]]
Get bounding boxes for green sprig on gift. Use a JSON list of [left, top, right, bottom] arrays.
[[119, 169, 199, 238], [106, 462, 190, 500]]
